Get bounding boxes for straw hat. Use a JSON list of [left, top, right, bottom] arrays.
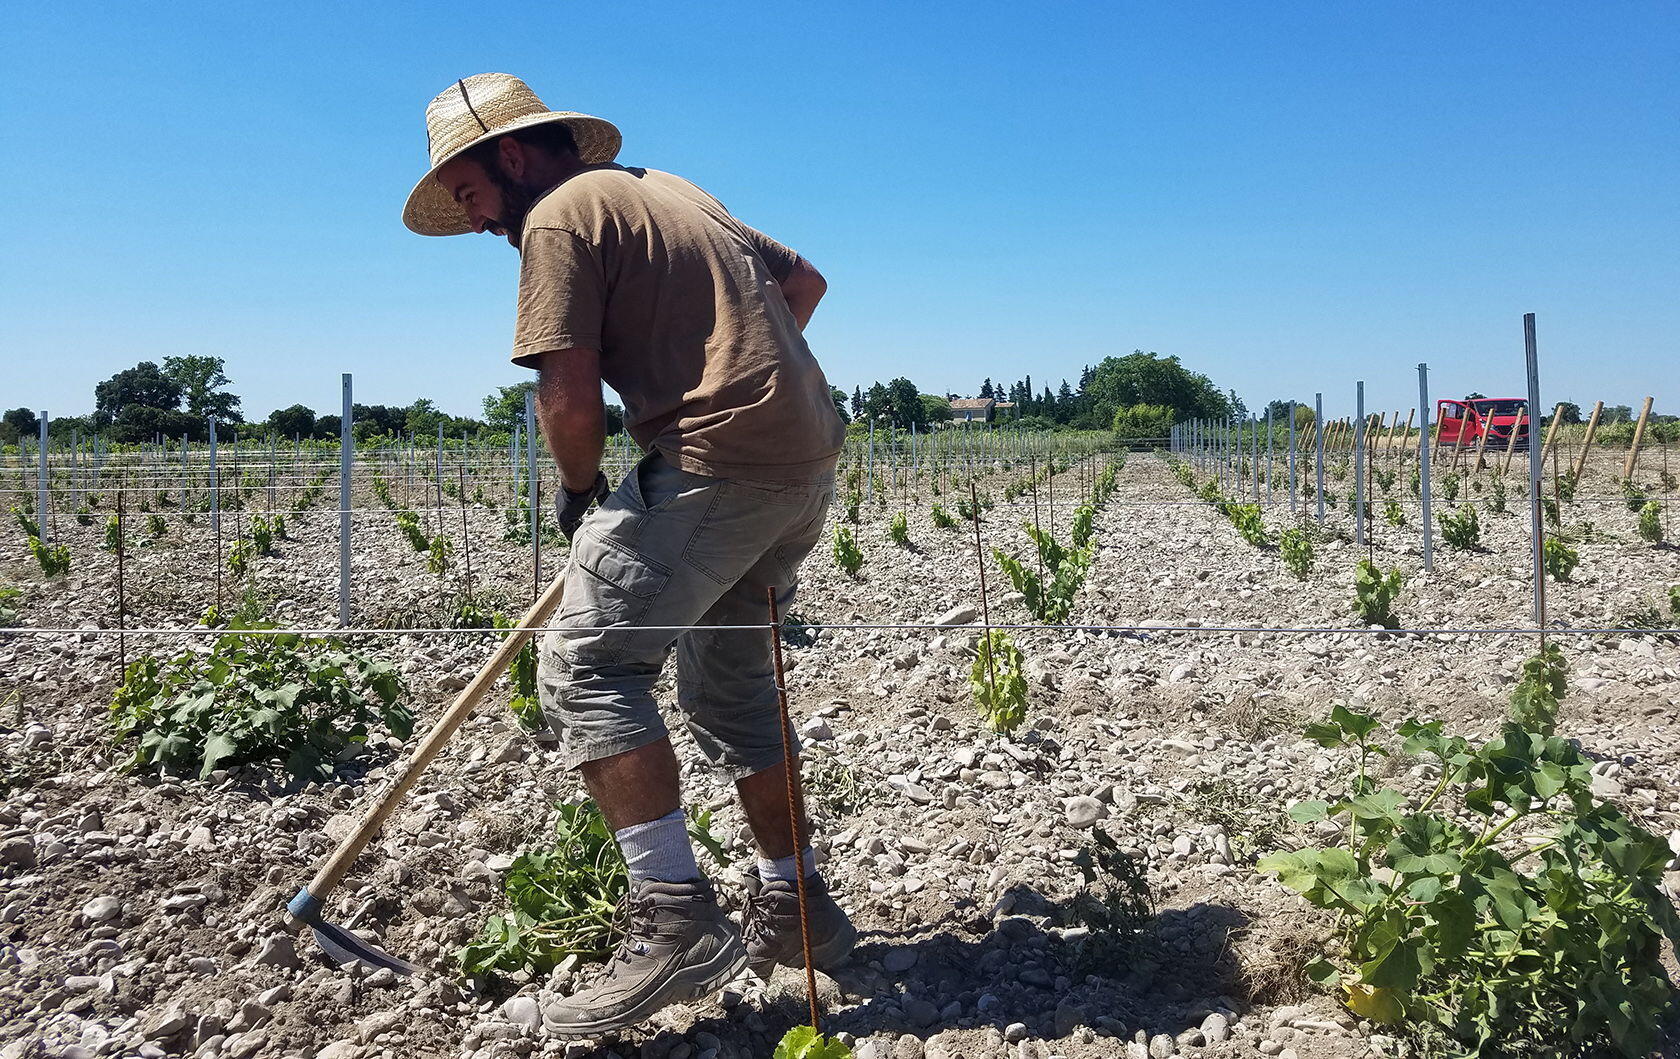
[[403, 73, 621, 236]]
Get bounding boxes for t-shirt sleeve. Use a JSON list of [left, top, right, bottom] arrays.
[[735, 222, 802, 285], [511, 227, 606, 369]]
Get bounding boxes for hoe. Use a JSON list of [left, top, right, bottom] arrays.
[[286, 575, 567, 973]]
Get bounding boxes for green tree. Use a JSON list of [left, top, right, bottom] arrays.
[[266, 405, 318, 439], [857, 378, 930, 429], [482, 382, 538, 430], [404, 398, 447, 436], [93, 361, 183, 426], [1551, 401, 1582, 426], [1081, 352, 1231, 426], [163, 355, 243, 422], [920, 393, 952, 424], [111, 405, 204, 443], [979, 378, 995, 399], [1112, 403, 1175, 441], [830, 386, 851, 424], [1605, 404, 1634, 425], [2, 408, 38, 444]]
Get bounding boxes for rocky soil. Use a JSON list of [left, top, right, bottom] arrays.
[[3, 449, 1678, 1059]]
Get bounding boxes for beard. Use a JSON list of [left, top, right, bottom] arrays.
[[486, 165, 541, 249]]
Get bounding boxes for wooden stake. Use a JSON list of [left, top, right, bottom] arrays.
[[1572, 401, 1604, 479], [1500, 402, 1525, 476], [1623, 396, 1654, 480], [1539, 403, 1565, 462]]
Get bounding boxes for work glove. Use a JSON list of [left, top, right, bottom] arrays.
[[555, 471, 611, 542]]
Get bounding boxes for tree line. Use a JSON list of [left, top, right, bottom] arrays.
[[0, 361, 630, 446], [6, 353, 1668, 448]]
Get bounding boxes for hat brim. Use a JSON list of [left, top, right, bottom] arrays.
[[402, 112, 621, 236]]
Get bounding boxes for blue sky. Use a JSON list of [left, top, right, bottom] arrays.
[[3, 2, 1676, 422]]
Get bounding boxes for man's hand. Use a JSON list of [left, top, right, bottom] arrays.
[[556, 471, 611, 541]]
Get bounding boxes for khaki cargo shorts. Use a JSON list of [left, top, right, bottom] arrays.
[[537, 450, 834, 779]]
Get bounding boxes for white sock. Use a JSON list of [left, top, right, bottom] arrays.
[[758, 847, 817, 884], [614, 809, 700, 885]]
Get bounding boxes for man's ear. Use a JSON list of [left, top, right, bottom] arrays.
[[497, 136, 526, 180]]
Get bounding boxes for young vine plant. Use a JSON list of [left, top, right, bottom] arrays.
[[1353, 559, 1403, 629], [1280, 528, 1314, 581], [970, 629, 1028, 735], [1260, 646, 1680, 1057], [832, 525, 864, 578]]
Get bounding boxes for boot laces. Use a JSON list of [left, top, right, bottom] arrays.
[[740, 876, 789, 945], [605, 890, 657, 968]]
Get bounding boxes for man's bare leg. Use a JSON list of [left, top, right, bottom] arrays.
[[737, 755, 807, 860], [579, 738, 683, 831]]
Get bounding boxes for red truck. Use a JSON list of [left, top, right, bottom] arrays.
[[1435, 398, 1531, 450]]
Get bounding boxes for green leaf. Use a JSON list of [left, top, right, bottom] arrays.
[[199, 731, 239, 779], [1347, 789, 1406, 823], [1426, 889, 1475, 959], [381, 703, 415, 741], [1330, 704, 1381, 741], [285, 741, 328, 781], [1359, 923, 1423, 991], [686, 808, 730, 867], [1403, 875, 1442, 903], [773, 1026, 854, 1059], [1483, 870, 1538, 930], [1304, 957, 1340, 985], [1288, 799, 1331, 823], [1303, 722, 1345, 748]]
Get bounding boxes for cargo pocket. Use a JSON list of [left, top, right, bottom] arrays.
[[554, 531, 673, 667]]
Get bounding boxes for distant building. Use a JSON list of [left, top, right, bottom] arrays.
[[949, 398, 994, 424], [993, 401, 1016, 418]]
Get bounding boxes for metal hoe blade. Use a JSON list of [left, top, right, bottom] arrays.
[[288, 888, 421, 976]]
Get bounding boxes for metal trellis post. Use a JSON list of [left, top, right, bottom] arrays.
[[1418, 364, 1434, 573], [1354, 382, 1366, 546], [1314, 394, 1326, 526], [339, 373, 353, 627], [1523, 314, 1545, 626]]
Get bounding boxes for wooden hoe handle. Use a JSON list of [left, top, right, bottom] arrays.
[[304, 574, 568, 901]]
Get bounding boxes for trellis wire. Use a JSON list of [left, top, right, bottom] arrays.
[[7, 622, 1677, 637]]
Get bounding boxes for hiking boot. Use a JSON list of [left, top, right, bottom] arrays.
[[740, 865, 857, 979], [540, 878, 746, 1039]]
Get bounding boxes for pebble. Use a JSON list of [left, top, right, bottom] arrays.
[[253, 933, 301, 970], [1199, 1012, 1230, 1042], [0, 837, 35, 869], [499, 995, 541, 1034], [883, 948, 918, 973], [82, 895, 121, 922], [935, 605, 979, 627], [1063, 796, 1107, 828]]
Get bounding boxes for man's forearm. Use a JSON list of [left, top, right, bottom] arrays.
[[535, 360, 606, 494]]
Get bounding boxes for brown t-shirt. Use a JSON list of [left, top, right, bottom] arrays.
[[510, 165, 845, 480]]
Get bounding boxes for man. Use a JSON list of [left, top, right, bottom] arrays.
[[404, 74, 854, 1037]]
